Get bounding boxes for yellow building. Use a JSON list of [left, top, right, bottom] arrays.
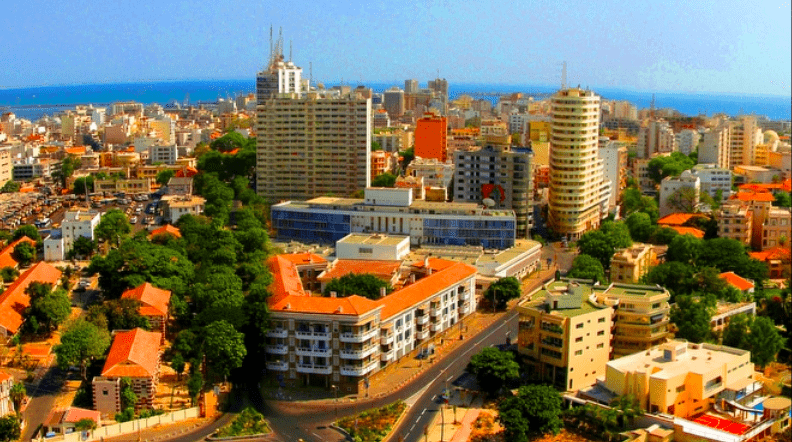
[[528, 121, 551, 143], [594, 283, 670, 358], [717, 203, 753, 246], [604, 340, 754, 418], [609, 243, 656, 284], [517, 279, 613, 391]]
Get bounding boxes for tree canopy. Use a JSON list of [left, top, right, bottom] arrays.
[[371, 172, 397, 188], [0, 415, 21, 442], [483, 277, 521, 310], [13, 225, 40, 242], [203, 320, 247, 379], [467, 347, 519, 394], [567, 254, 605, 283], [155, 169, 175, 186], [1, 180, 20, 193], [670, 295, 714, 343], [647, 152, 695, 184], [54, 319, 111, 381], [497, 385, 563, 442], [323, 273, 393, 300], [95, 209, 132, 247], [12, 242, 36, 267], [25, 282, 71, 335]]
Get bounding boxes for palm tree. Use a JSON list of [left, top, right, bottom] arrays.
[[9, 383, 26, 415], [612, 395, 644, 429]]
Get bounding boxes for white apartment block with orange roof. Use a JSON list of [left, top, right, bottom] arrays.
[[264, 255, 476, 395]]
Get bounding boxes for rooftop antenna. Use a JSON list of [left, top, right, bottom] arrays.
[[289, 40, 292, 62], [650, 93, 656, 119], [269, 26, 273, 67], [309, 61, 313, 85], [561, 61, 567, 90]]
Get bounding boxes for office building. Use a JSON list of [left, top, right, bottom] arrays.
[[547, 88, 610, 240], [414, 112, 448, 162], [271, 188, 516, 249], [454, 145, 534, 237], [255, 59, 371, 202]]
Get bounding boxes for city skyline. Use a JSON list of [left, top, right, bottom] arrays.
[[1, 0, 790, 97]]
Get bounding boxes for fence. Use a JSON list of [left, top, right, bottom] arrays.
[[41, 408, 200, 442]]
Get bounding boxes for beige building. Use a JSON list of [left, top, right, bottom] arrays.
[[0, 147, 11, 185], [0, 370, 14, 416], [717, 203, 753, 246], [762, 207, 791, 249], [94, 178, 152, 195], [596, 283, 671, 358], [699, 123, 731, 169], [609, 243, 656, 284], [160, 195, 205, 223], [604, 340, 754, 418], [372, 129, 413, 153], [548, 88, 610, 240], [598, 140, 629, 208], [659, 171, 700, 217], [729, 116, 763, 167], [637, 119, 676, 159], [517, 280, 613, 391]]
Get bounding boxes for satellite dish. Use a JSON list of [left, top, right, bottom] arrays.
[[483, 198, 495, 207]]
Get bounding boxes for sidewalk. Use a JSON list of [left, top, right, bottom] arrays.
[[100, 417, 211, 442], [424, 392, 485, 442]]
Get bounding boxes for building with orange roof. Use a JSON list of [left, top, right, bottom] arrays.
[[414, 112, 447, 162], [277, 253, 327, 294], [0, 261, 62, 340], [0, 369, 14, 416], [44, 407, 101, 435], [264, 254, 476, 394], [148, 224, 182, 240], [0, 236, 36, 270], [317, 260, 402, 293], [749, 247, 791, 279], [718, 272, 755, 294], [668, 226, 705, 239], [93, 328, 161, 415], [656, 213, 701, 227], [121, 283, 171, 340]]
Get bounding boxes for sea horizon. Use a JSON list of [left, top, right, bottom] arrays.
[[0, 79, 789, 122]]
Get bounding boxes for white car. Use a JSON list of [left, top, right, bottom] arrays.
[[130, 216, 138, 224]]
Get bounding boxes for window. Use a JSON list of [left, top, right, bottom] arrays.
[[596, 343, 604, 349], [598, 317, 605, 323], [575, 337, 583, 343], [597, 330, 605, 336], [576, 323, 583, 329], [574, 350, 583, 356]]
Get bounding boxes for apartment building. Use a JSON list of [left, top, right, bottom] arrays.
[[547, 88, 611, 240], [264, 255, 476, 394], [148, 144, 179, 165], [414, 112, 448, 162], [43, 210, 101, 261], [405, 157, 454, 192], [370, 150, 398, 181], [598, 283, 671, 358], [675, 129, 700, 155], [454, 145, 534, 237], [729, 116, 763, 166], [631, 158, 657, 195], [699, 123, 731, 169], [517, 279, 613, 391], [372, 129, 413, 153], [762, 207, 791, 249], [690, 164, 732, 201], [383, 87, 405, 119], [271, 188, 516, 249], [609, 243, 656, 284], [0, 371, 14, 416], [160, 195, 205, 223], [636, 119, 676, 159], [604, 340, 755, 418], [93, 328, 161, 415], [0, 146, 11, 184], [598, 140, 628, 208], [717, 203, 753, 246], [659, 171, 700, 217], [12, 157, 61, 180]]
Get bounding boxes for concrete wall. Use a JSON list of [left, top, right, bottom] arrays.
[[47, 408, 199, 442]]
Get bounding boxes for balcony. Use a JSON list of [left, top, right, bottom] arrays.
[[340, 345, 378, 360], [415, 315, 429, 325], [340, 361, 378, 377], [380, 350, 394, 362], [415, 329, 430, 340], [430, 307, 440, 316], [295, 329, 331, 339], [459, 303, 471, 315], [340, 328, 378, 343], [380, 333, 394, 345], [266, 328, 288, 338], [296, 364, 333, 375], [266, 344, 288, 355], [540, 323, 564, 335], [266, 361, 289, 371], [295, 347, 331, 357], [431, 323, 442, 332]]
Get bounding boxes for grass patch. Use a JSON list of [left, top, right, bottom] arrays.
[[214, 407, 270, 438], [337, 400, 406, 442]]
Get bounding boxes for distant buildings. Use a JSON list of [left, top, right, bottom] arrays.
[[699, 123, 731, 169], [636, 119, 676, 159], [547, 88, 610, 240]]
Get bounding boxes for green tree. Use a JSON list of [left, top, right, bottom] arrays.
[[13, 225, 40, 242], [187, 370, 203, 406], [665, 186, 700, 213], [88, 298, 149, 332], [670, 295, 714, 343], [203, 320, 247, 380], [483, 277, 521, 310], [74, 418, 97, 433], [600, 220, 633, 249], [773, 191, 791, 207], [371, 140, 382, 151], [0, 267, 19, 283], [625, 212, 654, 243], [399, 146, 415, 169], [54, 319, 111, 381], [95, 209, 132, 247], [647, 152, 695, 184], [611, 395, 644, 429], [9, 382, 25, 415], [648, 226, 678, 245], [666, 234, 702, 265], [467, 347, 520, 394], [642, 262, 694, 301], [73, 176, 94, 194], [0, 415, 21, 442], [25, 282, 71, 334], [567, 254, 605, 283], [68, 236, 96, 259], [54, 156, 81, 188], [497, 384, 562, 441], [12, 242, 36, 267], [156, 169, 175, 186], [577, 230, 615, 268], [120, 377, 137, 411], [746, 316, 786, 369], [322, 273, 393, 300], [171, 353, 186, 380], [722, 313, 750, 349], [0, 180, 21, 193], [371, 172, 397, 188], [622, 188, 659, 223]]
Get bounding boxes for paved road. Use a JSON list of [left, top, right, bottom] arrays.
[[257, 311, 519, 442]]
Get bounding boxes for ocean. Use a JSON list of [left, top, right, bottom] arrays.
[[0, 80, 789, 122]]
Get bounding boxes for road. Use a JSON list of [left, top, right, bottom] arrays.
[[258, 311, 519, 442]]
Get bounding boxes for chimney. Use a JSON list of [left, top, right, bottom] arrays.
[[380, 287, 386, 298], [409, 274, 416, 284], [424, 255, 429, 268], [330, 291, 337, 298]]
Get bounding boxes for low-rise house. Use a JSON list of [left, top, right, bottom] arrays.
[[0, 236, 37, 270], [749, 247, 791, 279], [609, 243, 656, 284], [120, 283, 171, 340], [0, 261, 63, 340], [718, 272, 755, 296], [160, 195, 205, 223], [93, 328, 161, 415], [43, 407, 101, 435]]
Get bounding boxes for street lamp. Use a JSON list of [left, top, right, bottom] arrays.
[[331, 385, 338, 421]]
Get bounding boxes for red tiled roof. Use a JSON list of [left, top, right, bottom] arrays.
[[121, 283, 171, 317], [0, 370, 11, 382], [45, 407, 101, 427], [376, 261, 477, 319], [657, 213, 700, 226], [749, 247, 791, 262], [149, 224, 182, 239], [101, 328, 161, 378], [669, 226, 704, 239], [270, 294, 381, 316], [731, 190, 775, 203], [719, 272, 754, 291], [279, 253, 327, 266], [174, 167, 198, 178], [317, 260, 401, 283], [65, 147, 86, 156], [0, 236, 37, 269], [0, 261, 62, 335], [267, 256, 308, 305], [410, 257, 459, 272]]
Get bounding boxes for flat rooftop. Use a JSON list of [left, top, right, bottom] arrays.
[[337, 233, 408, 247], [608, 341, 749, 380]]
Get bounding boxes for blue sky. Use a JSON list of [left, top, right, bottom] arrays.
[[2, 0, 790, 96]]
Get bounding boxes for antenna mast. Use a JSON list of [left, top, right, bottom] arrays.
[[650, 93, 656, 119], [561, 61, 567, 90]]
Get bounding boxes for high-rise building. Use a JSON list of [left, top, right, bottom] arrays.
[[729, 116, 763, 167], [548, 88, 610, 240], [383, 87, 405, 119], [414, 112, 448, 162], [699, 123, 731, 169], [404, 79, 418, 94], [636, 119, 676, 159], [256, 45, 371, 202], [598, 139, 628, 208], [675, 129, 700, 155], [454, 145, 534, 237]]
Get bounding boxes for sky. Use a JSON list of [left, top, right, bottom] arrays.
[[1, 0, 790, 97]]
